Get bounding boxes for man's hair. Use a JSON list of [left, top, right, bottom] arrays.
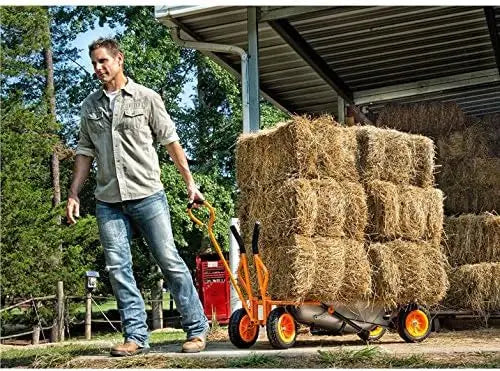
[[88, 38, 123, 57]]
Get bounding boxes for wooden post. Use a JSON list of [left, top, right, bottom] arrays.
[[85, 292, 92, 340], [50, 320, 58, 343], [56, 281, 64, 342], [32, 325, 40, 345], [152, 268, 164, 330]]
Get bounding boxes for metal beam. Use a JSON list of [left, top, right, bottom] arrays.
[[154, 6, 221, 20], [268, 19, 353, 103], [156, 15, 291, 116], [484, 7, 500, 76], [268, 18, 372, 124], [354, 68, 500, 105], [259, 6, 333, 22]]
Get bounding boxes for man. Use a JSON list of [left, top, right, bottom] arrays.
[[66, 38, 209, 356]]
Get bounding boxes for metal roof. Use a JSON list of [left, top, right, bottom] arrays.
[[156, 6, 500, 120]]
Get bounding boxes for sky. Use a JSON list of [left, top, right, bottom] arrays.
[[71, 19, 195, 108]]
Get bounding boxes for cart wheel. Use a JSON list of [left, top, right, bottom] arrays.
[[397, 305, 431, 343], [266, 307, 297, 349], [358, 325, 387, 342], [228, 308, 259, 348]]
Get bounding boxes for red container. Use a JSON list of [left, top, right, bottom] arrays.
[[195, 253, 230, 325]]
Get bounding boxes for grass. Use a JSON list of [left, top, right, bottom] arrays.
[[317, 347, 500, 368], [0, 330, 187, 368], [2, 329, 500, 368], [227, 353, 283, 368], [318, 345, 381, 366], [0, 344, 107, 368], [3, 342, 498, 369]]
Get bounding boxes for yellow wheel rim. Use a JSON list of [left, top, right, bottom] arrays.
[[277, 313, 295, 343], [239, 314, 257, 342], [369, 326, 384, 337], [405, 309, 429, 338]]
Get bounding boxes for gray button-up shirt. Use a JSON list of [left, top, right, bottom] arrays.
[[76, 78, 179, 203]]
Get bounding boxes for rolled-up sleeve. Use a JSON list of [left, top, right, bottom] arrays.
[[149, 92, 180, 145], [75, 106, 96, 158]]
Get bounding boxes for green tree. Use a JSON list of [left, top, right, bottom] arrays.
[[0, 99, 99, 300], [0, 7, 101, 304]]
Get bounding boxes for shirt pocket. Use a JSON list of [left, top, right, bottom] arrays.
[[86, 111, 107, 132], [122, 108, 152, 145], [123, 108, 146, 129]]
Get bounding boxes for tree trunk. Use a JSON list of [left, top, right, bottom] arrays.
[[44, 9, 62, 243]]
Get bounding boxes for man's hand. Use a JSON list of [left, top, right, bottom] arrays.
[[66, 194, 80, 224], [187, 183, 204, 209]]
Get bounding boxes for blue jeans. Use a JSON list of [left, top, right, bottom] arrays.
[[96, 190, 208, 347]]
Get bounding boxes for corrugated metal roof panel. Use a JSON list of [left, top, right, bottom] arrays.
[[156, 6, 500, 119]]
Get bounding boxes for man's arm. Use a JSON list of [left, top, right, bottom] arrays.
[[166, 141, 204, 204], [66, 154, 93, 224]]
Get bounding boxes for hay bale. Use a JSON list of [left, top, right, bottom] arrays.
[[443, 213, 500, 266], [437, 158, 500, 214], [368, 240, 449, 307], [445, 263, 500, 313], [236, 115, 359, 191], [481, 113, 500, 157], [490, 263, 500, 311], [436, 121, 498, 160], [311, 179, 367, 240], [307, 237, 346, 302], [368, 242, 401, 307], [261, 234, 318, 301], [356, 125, 435, 187], [366, 181, 444, 242], [375, 101, 467, 138], [336, 239, 372, 303], [238, 178, 367, 243], [441, 184, 500, 215]]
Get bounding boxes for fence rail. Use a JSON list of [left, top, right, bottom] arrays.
[[0, 295, 56, 313], [1, 281, 176, 344], [0, 325, 53, 340]]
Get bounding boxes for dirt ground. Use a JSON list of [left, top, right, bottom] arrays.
[[71, 327, 500, 368], [2, 327, 499, 368]]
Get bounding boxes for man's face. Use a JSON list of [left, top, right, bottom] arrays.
[[90, 47, 123, 83]]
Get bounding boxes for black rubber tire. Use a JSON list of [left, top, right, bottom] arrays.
[[358, 325, 387, 342], [266, 307, 297, 349], [397, 305, 431, 343], [228, 308, 259, 348]]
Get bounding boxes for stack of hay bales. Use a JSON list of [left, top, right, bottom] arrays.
[[376, 104, 499, 215], [357, 126, 448, 307], [235, 116, 448, 307], [236, 116, 371, 303], [443, 213, 500, 313], [375, 104, 500, 313]]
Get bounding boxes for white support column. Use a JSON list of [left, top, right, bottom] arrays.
[[337, 96, 345, 123], [229, 218, 242, 314], [247, 6, 260, 132]]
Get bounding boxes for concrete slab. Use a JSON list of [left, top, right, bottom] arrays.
[[73, 331, 500, 362]]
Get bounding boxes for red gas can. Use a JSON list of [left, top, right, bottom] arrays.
[[195, 253, 230, 325]]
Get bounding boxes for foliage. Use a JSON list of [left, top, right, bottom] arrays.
[[0, 6, 49, 102], [156, 164, 234, 272], [1, 99, 99, 305]]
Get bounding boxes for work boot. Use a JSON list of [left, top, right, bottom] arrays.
[[181, 336, 206, 353], [110, 341, 149, 357]]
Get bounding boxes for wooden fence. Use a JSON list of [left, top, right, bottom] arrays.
[[1, 281, 176, 344]]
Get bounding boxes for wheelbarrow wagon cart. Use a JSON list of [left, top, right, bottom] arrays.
[[188, 200, 432, 349]]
